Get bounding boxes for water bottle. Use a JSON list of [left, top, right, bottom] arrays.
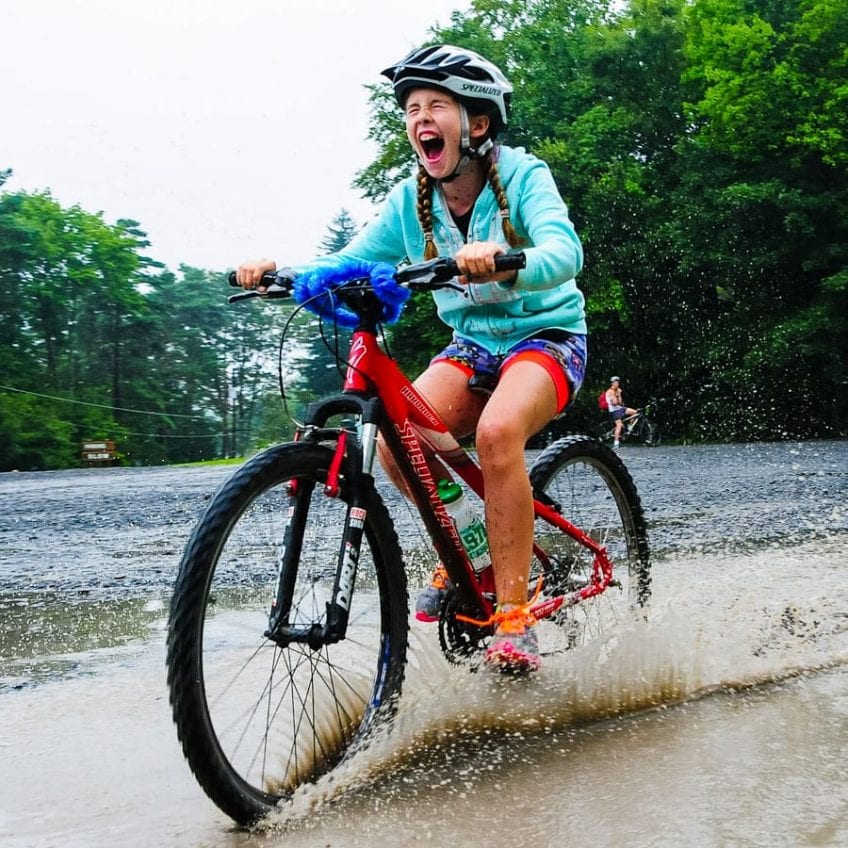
[[438, 479, 492, 573]]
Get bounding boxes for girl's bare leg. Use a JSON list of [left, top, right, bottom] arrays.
[[376, 362, 486, 493], [474, 361, 559, 606], [378, 358, 559, 609]]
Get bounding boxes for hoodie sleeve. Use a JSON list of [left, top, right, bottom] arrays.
[[511, 156, 583, 291], [462, 156, 583, 305]]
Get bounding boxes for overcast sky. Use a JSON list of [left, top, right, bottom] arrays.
[[2, 0, 468, 272]]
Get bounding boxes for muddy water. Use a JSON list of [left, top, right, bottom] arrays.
[[0, 441, 846, 848]]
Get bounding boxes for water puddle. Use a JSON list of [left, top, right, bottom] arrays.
[[1, 486, 845, 846], [0, 592, 169, 691], [248, 538, 848, 844]]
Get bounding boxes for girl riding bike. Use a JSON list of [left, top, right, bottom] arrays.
[[236, 44, 587, 673]]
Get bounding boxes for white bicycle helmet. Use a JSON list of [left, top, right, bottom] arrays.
[[382, 45, 513, 181], [381, 44, 513, 129]]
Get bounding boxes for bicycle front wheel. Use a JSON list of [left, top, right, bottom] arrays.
[[166, 442, 408, 826], [529, 436, 651, 653]]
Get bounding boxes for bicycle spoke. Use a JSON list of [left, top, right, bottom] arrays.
[[167, 444, 407, 823], [530, 437, 650, 654]]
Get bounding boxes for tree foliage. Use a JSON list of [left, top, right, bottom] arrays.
[[0, 181, 282, 469], [2, 0, 845, 469], [355, 0, 847, 440]]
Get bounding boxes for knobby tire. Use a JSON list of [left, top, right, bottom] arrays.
[[166, 442, 408, 826], [529, 436, 651, 651]]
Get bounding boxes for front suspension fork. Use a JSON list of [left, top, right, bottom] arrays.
[[266, 415, 378, 649]]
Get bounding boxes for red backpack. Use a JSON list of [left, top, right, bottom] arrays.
[[598, 390, 609, 411]]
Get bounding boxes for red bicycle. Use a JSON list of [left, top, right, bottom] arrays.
[[166, 253, 651, 825]]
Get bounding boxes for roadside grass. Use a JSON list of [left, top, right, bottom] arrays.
[[172, 456, 245, 468]]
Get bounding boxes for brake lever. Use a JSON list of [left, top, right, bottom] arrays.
[[228, 290, 262, 303], [227, 282, 291, 304], [262, 283, 292, 298], [399, 256, 460, 287]]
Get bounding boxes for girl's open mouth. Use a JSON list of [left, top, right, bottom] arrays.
[[420, 136, 445, 163]]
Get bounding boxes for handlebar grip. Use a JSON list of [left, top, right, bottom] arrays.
[[494, 252, 527, 272], [443, 252, 527, 277], [398, 251, 527, 288], [227, 269, 289, 288]]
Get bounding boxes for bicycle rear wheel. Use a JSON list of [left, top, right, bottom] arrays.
[[529, 436, 651, 653], [166, 442, 408, 826], [643, 420, 661, 446]]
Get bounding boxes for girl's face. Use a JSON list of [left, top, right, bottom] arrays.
[[404, 87, 488, 179]]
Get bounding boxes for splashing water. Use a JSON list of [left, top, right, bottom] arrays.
[[260, 536, 847, 834]]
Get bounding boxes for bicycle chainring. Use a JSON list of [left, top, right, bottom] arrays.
[[437, 592, 490, 666]]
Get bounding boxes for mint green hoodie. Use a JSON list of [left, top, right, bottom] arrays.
[[307, 145, 585, 354]]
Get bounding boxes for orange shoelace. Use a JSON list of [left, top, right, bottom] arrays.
[[430, 563, 450, 591], [455, 576, 544, 631]]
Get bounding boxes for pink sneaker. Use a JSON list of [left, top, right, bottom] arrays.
[[485, 608, 541, 673]]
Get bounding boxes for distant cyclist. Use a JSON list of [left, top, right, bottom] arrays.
[[605, 376, 637, 449], [235, 45, 586, 673]]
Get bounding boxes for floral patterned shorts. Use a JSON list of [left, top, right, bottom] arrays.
[[432, 331, 587, 413]]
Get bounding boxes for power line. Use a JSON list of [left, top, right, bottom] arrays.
[[108, 430, 233, 440], [42, 413, 246, 441], [0, 383, 212, 420]]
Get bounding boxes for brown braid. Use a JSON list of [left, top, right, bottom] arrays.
[[416, 165, 439, 259], [416, 150, 525, 256], [484, 150, 526, 248]]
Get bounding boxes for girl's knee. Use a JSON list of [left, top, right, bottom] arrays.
[[476, 417, 526, 468]]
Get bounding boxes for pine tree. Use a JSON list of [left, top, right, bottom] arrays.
[[318, 209, 359, 254]]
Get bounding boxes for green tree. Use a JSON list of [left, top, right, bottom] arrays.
[[138, 265, 280, 462], [284, 210, 364, 412], [319, 208, 361, 253], [353, 0, 847, 439], [672, 0, 848, 437], [0, 186, 154, 468]]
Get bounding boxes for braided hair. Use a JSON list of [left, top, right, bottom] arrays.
[[417, 147, 525, 260]]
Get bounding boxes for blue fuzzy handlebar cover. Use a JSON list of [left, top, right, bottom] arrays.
[[293, 257, 411, 328]]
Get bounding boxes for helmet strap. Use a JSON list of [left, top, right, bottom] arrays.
[[437, 105, 493, 184], [459, 103, 472, 155]]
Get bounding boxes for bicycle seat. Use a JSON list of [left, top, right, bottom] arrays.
[[468, 373, 498, 395]]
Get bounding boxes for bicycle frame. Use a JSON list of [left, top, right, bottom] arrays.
[[622, 406, 657, 443], [622, 410, 643, 431], [279, 320, 616, 647]]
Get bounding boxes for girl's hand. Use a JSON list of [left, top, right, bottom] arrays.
[[236, 258, 277, 290], [454, 241, 518, 285]]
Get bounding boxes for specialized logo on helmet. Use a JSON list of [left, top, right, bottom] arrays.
[[461, 83, 502, 96]]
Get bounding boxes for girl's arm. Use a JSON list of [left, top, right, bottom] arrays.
[[512, 158, 583, 292], [464, 156, 583, 304]]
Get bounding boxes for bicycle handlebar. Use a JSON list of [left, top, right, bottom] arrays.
[[226, 252, 527, 304], [396, 252, 526, 286]]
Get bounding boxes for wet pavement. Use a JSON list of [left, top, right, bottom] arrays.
[[0, 440, 846, 847]]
